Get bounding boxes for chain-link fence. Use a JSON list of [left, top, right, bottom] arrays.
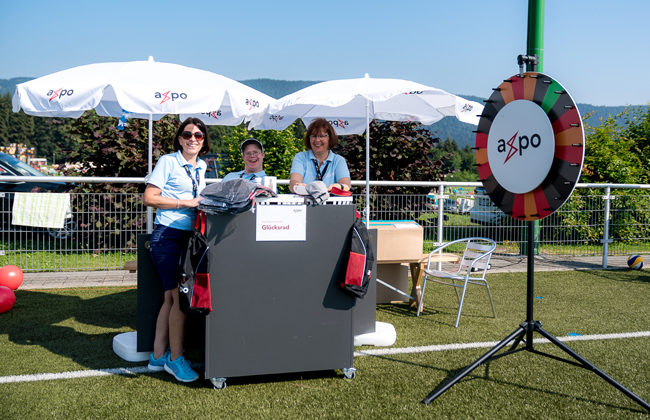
[[1, 181, 649, 272], [356, 185, 650, 258], [1, 191, 145, 272]]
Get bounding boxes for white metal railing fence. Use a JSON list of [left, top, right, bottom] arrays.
[[1, 176, 648, 272]]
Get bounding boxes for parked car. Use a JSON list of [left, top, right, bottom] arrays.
[[469, 187, 507, 225], [443, 198, 459, 213], [441, 197, 474, 214], [0, 152, 75, 239], [202, 153, 230, 179]]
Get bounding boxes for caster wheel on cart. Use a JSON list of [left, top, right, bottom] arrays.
[[342, 368, 357, 379], [211, 377, 227, 390]]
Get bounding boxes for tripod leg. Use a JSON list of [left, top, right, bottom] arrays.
[[422, 326, 525, 405], [535, 326, 650, 412]]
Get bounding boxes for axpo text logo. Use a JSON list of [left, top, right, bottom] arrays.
[[201, 110, 222, 120], [497, 131, 542, 164], [461, 103, 474, 113], [47, 88, 74, 101], [486, 99, 555, 194], [246, 98, 260, 110], [155, 91, 188, 104], [329, 119, 348, 128]]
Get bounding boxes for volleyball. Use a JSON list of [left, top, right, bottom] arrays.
[[627, 255, 644, 270]]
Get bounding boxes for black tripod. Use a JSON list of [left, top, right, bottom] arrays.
[[422, 221, 650, 411]]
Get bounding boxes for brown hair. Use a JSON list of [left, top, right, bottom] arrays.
[[303, 118, 338, 150], [173, 117, 211, 156]]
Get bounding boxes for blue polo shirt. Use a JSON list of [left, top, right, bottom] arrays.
[[147, 150, 207, 231], [222, 169, 267, 182], [290, 150, 350, 187]]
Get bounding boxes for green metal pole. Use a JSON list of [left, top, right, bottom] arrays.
[[527, 0, 544, 72], [525, 0, 544, 255]]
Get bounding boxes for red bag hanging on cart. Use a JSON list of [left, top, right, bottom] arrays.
[[342, 211, 374, 298], [178, 210, 212, 315]]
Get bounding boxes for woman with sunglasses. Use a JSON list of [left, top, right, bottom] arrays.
[[142, 117, 210, 383], [289, 118, 351, 194]]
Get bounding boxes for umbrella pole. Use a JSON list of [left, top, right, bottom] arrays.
[[365, 97, 370, 224], [147, 115, 153, 233]]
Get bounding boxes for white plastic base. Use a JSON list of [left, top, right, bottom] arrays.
[[113, 332, 151, 362], [354, 321, 397, 347]]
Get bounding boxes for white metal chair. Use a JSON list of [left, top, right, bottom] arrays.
[[416, 237, 497, 327]]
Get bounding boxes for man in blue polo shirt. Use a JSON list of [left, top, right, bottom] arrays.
[[222, 138, 266, 182]]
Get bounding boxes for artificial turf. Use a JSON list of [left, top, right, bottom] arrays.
[[1, 269, 649, 419]]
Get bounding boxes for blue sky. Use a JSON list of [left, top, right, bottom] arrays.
[[1, 0, 647, 106]]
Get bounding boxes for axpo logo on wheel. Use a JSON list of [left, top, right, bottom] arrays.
[[486, 99, 555, 194]]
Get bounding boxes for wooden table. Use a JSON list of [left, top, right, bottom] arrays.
[[378, 252, 460, 308]]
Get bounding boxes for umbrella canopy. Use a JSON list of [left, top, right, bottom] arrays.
[[12, 56, 272, 123], [249, 75, 484, 220], [250, 75, 483, 133], [12, 56, 273, 231]]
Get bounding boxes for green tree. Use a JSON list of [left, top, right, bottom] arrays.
[[219, 122, 303, 193], [58, 111, 179, 250], [458, 144, 477, 172], [339, 121, 451, 193], [63, 111, 177, 180], [581, 110, 645, 184], [558, 106, 650, 246], [206, 125, 234, 154], [0, 92, 11, 144], [32, 117, 68, 162], [338, 120, 453, 221], [626, 105, 650, 180], [7, 109, 34, 146]]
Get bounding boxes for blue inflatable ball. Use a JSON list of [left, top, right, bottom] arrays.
[[627, 255, 644, 270]]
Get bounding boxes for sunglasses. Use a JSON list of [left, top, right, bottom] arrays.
[[181, 131, 205, 141]]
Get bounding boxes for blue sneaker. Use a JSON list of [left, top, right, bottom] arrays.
[[165, 355, 199, 383], [147, 348, 170, 372]]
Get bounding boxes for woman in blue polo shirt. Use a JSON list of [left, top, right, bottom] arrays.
[[142, 117, 209, 383], [289, 118, 351, 193]]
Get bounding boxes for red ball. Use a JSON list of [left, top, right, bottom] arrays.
[[0, 265, 24, 290], [0, 285, 16, 313]]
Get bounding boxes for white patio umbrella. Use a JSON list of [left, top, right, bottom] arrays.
[[249, 74, 484, 220], [12, 56, 273, 231]]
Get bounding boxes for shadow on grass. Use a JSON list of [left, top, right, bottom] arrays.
[[366, 351, 646, 414], [584, 269, 650, 284], [376, 303, 418, 318], [2, 288, 138, 369]]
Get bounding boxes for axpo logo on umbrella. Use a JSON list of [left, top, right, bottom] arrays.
[[200, 111, 222, 120], [47, 88, 74, 101], [246, 98, 260, 110], [156, 91, 188, 104], [329, 119, 348, 128], [461, 103, 474, 113]]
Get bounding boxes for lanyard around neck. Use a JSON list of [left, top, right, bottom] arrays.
[[182, 164, 200, 198], [312, 159, 330, 181]]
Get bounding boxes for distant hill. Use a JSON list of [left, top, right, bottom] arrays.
[[3, 77, 645, 149], [419, 95, 641, 149], [239, 78, 323, 100], [0, 77, 33, 97]]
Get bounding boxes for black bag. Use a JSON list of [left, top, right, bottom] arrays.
[[178, 211, 212, 315], [197, 178, 276, 215], [342, 211, 375, 298]]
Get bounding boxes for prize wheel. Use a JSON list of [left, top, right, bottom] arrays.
[[475, 72, 585, 221]]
